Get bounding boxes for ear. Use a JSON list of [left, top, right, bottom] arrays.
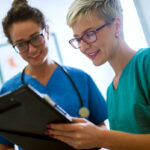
[[114, 17, 122, 38], [45, 25, 50, 40]]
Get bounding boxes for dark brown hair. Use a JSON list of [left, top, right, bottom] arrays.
[[2, 0, 46, 44]]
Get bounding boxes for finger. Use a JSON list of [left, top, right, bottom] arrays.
[[53, 135, 81, 149], [72, 117, 88, 123], [47, 129, 76, 138], [48, 117, 88, 131], [49, 122, 83, 132]]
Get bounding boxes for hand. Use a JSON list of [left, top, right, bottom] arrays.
[[0, 144, 14, 150], [46, 117, 104, 149]]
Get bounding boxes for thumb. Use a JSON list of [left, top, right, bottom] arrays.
[[72, 117, 88, 123]]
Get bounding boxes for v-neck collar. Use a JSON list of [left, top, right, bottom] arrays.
[[111, 50, 141, 91], [23, 66, 61, 89]]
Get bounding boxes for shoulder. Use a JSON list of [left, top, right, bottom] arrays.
[[62, 66, 94, 83], [132, 48, 150, 84], [128, 48, 150, 71], [0, 73, 21, 94], [135, 48, 150, 60], [134, 48, 150, 69], [63, 66, 87, 74], [62, 66, 91, 78]]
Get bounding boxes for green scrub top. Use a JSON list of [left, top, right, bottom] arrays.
[[107, 48, 150, 134]]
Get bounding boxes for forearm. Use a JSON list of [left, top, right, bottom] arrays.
[[48, 118, 150, 150], [99, 129, 150, 150], [0, 144, 14, 150]]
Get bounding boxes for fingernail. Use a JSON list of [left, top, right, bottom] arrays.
[[46, 124, 51, 129]]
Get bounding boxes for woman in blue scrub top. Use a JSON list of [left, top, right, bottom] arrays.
[[45, 0, 150, 150], [0, 0, 107, 149]]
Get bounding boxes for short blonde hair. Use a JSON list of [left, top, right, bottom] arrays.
[[67, 0, 123, 27]]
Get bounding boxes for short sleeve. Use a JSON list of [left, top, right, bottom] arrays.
[[144, 48, 150, 89], [0, 135, 13, 146]]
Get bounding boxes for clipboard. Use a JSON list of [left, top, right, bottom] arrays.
[[0, 84, 74, 150]]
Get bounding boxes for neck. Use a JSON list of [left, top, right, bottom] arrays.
[[25, 59, 57, 77], [109, 40, 136, 76]]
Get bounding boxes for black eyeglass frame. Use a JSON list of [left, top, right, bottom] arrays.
[[13, 28, 46, 54]]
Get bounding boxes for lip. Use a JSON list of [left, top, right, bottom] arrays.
[[88, 50, 100, 59], [28, 51, 42, 60]]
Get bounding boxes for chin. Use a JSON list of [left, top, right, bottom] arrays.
[[92, 61, 101, 66], [92, 60, 105, 66]]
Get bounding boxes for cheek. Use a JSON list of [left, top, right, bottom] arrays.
[[40, 46, 49, 59], [39, 42, 48, 53], [99, 32, 114, 49], [43, 45, 48, 54], [94, 36, 106, 49], [19, 54, 28, 62]]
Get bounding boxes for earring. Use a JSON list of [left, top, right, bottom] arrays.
[[115, 34, 119, 38]]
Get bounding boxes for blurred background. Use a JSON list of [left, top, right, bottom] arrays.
[[0, 0, 149, 99]]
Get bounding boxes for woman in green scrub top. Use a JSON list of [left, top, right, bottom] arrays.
[[46, 0, 150, 150]]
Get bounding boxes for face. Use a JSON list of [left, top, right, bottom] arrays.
[[9, 20, 49, 66], [71, 15, 120, 66]]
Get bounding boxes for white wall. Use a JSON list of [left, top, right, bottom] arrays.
[[0, 0, 147, 98], [133, 0, 150, 46]]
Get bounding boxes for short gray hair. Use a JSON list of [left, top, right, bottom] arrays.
[[67, 0, 123, 27]]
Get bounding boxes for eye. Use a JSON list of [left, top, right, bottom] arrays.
[[85, 31, 95, 39], [76, 38, 81, 42], [17, 42, 27, 48], [31, 35, 41, 42]]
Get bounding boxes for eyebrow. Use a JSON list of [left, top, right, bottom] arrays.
[[73, 27, 94, 37], [14, 31, 41, 43]]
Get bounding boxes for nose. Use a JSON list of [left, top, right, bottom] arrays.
[[28, 43, 37, 53], [79, 40, 91, 53]]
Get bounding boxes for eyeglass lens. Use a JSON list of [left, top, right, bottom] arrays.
[[14, 34, 45, 53]]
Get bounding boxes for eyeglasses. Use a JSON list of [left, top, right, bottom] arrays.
[[69, 19, 114, 49], [13, 29, 45, 54]]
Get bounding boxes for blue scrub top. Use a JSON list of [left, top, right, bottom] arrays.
[[0, 66, 107, 149]]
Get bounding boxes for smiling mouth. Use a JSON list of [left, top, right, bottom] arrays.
[[29, 51, 42, 60], [88, 50, 100, 59], [30, 55, 40, 60]]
